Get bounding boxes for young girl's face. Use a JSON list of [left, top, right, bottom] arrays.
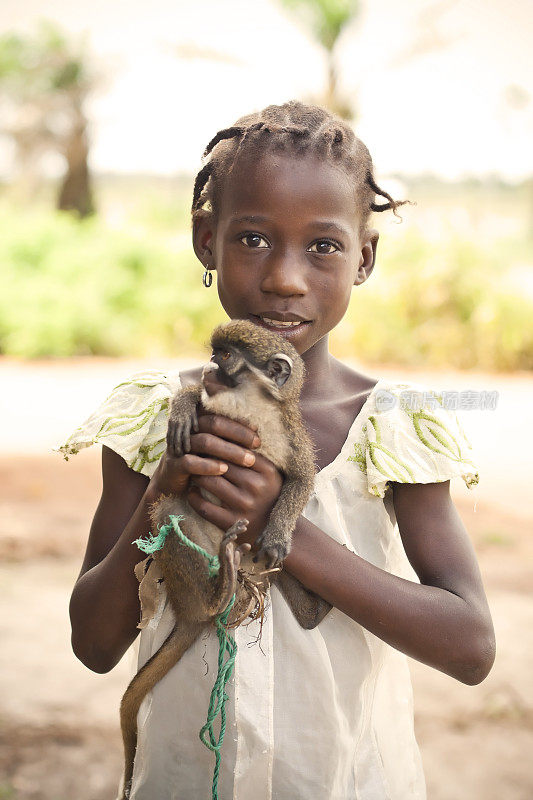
[[196, 151, 376, 356]]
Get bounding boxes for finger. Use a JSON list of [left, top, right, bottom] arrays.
[[183, 420, 191, 454], [242, 450, 280, 474], [189, 432, 257, 468], [188, 488, 237, 530], [232, 545, 242, 570], [221, 459, 282, 496], [194, 474, 253, 511], [206, 463, 261, 493], [191, 407, 199, 433], [170, 424, 179, 456], [168, 453, 229, 476], [196, 413, 260, 449]]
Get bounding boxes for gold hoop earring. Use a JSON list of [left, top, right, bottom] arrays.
[[203, 268, 213, 288]]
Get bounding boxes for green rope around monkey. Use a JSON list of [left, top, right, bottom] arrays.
[[134, 515, 237, 800]]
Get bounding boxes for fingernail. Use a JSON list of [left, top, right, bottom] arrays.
[[219, 464, 228, 473], [244, 453, 255, 466], [252, 436, 260, 448]]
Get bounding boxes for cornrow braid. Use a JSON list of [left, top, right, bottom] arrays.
[[366, 171, 411, 220], [202, 126, 246, 159], [191, 100, 410, 234], [227, 121, 268, 175], [192, 161, 212, 213]]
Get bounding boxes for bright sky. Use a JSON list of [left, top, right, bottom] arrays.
[[2, 0, 532, 179]]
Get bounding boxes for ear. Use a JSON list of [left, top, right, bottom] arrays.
[[192, 212, 216, 269], [266, 354, 293, 387], [354, 229, 379, 286]]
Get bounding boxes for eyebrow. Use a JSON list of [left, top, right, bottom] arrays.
[[230, 215, 351, 238], [230, 215, 270, 225], [311, 221, 352, 238]]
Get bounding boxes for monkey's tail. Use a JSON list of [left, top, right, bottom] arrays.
[[119, 621, 202, 799]]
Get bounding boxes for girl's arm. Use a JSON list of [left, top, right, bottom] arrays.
[[283, 480, 496, 685], [70, 418, 261, 673], [69, 445, 151, 673]]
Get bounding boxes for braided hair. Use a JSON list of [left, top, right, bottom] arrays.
[[191, 100, 409, 237]]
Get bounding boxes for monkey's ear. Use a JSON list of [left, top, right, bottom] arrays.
[[266, 354, 293, 387]]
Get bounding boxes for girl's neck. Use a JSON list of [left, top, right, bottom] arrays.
[[299, 336, 337, 404]]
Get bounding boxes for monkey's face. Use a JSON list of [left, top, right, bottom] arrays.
[[207, 347, 243, 387], [205, 345, 293, 398]]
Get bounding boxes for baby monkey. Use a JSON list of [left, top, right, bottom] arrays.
[[120, 319, 331, 798]]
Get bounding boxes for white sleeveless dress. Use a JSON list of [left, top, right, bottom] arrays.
[[59, 371, 479, 800]]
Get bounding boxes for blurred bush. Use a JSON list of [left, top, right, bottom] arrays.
[[332, 228, 533, 371], [0, 196, 531, 370], [0, 204, 225, 358]]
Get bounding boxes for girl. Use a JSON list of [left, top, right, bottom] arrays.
[[61, 100, 495, 800]]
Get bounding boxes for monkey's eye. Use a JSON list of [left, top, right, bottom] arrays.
[[221, 351, 231, 361]]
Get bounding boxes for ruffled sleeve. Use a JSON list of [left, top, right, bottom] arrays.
[[349, 381, 480, 498], [56, 370, 181, 477]]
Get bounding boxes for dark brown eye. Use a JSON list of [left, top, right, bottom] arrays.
[[308, 240, 339, 254], [240, 233, 269, 248], [221, 351, 231, 360]]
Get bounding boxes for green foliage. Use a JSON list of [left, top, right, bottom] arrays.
[[0, 21, 90, 97], [0, 205, 225, 358], [332, 229, 533, 371], [280, 0, 359, 50]]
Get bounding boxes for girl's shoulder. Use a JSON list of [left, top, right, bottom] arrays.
[[349, 376, 480, 498], [56, 369, 181, 477]]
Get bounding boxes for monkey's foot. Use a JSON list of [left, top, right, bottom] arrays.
[[209, 520, 250, 616], [224, 518, 249, 542], [224, 520, 252, 571], [253, 537, 288, 570]]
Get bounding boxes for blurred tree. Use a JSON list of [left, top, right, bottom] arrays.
[[278, 0, 361, 120], [279, 0, 460, 121], [0, 22, 95, 217]]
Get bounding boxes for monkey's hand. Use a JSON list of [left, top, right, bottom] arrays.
[[166, 386, 202, 456], [253, 536, 288, 570]]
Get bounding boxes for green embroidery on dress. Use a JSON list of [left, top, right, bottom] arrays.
[[367, 441, 416, 483], [132, 438, 166, 472], [348, 415, 416, 484], [366, 416, 415, 481], [367, 415, 381, 442], [347, 390, 478, 490], [60, 397, 169, 455], [87, 399, 168, 443], [111, 379, 168, 392], [347, 442, 366, 473], [407, 408, 473, 465]]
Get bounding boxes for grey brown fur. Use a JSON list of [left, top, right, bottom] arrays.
[[119, 320, 331, 798]]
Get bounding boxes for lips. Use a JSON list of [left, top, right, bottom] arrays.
[[249, 313, 312, 334]]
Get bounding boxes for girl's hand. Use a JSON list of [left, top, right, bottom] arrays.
[[186, 413, 283, 548], [146, 439, 231, 502]]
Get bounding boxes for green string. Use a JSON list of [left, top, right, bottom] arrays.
[[199, 594, 237, 800], [134, 515, 221, 577], [134, 514, 236, 800]]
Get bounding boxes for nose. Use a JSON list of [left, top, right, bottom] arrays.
[[260, 251, 308, 297]]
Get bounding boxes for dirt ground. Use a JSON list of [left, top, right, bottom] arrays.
[[1, 361, 532, 800]]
